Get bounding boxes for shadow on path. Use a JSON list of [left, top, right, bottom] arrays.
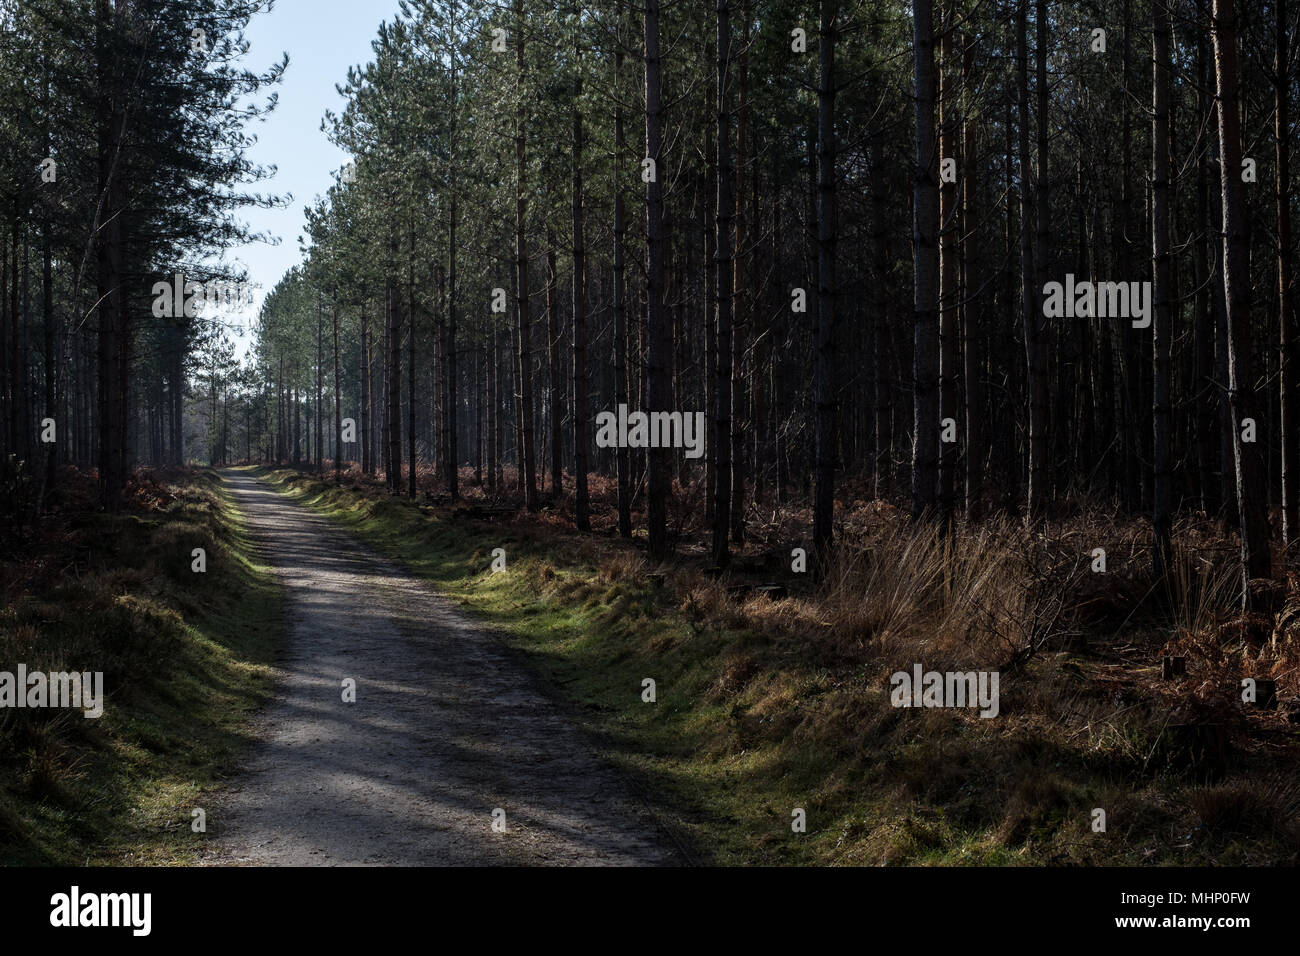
[[202, 470, 676, 866]]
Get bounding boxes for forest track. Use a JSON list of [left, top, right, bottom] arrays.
[[201, 469, 676, 866]]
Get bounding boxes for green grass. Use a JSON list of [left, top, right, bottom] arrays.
[[0, 469, 283, 865], [167, 467, 1297, 868], [251, 469, 1294, 867]]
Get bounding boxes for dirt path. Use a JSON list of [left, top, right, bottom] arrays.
[[202, 470, 677, 866]]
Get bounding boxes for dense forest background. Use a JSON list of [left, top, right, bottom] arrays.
[[3, 0, 1299, 600]]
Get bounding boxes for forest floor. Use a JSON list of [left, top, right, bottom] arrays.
[[0, 469, 282, 865], [199, 470, 675, 865], [5, 464, 1300, 866], [251, 464, 1300, 866]]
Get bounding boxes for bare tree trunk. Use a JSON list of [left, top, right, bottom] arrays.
[[446, 17, 460, 499], [1028, 0, 1050, 520], [939, 11, 957, 527], [96, 0, 127, 508], [437, 265, 447, 484], [40, 67, 56, 492], [645, 0, 671, 560], [514, 274, 525, 493], [516, 0, 538, 510], [547, 238, 562, 498], [960, 30, 982, 518], [1016, 0, 1040, 520], [361, 296, 372, 475], [488, 315, 498, 492], [474, 339, 482, 485], [871, 126, 891, 499], [1152, 0, 1173, 575], [572, 53, 591, 531], [1194, 34, 1217, 512], [497, 324, 507, 490], [1213, 0, 1273, 600], [812, 0, 838, 567], [614, 34, 632, 537], [316, 298, 324, 473], [912, 0, 939, 519], [712, 0, 733, 568], [386, 233, 402, 494], [446, 204, 458, 499], [408, 225, 417, 498], [333, 300, 342, 483], [1277, 0, 1298, 548], [730, 7, 750, 545], [704, 122, 717, 526], [276, 354, 284, 463]]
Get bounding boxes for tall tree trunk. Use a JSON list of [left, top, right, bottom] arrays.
[[277, 354, 284, 463], [516, 0, 538, 510], [361, 296, 372, 475], [912, 0, 939, 519], [488, 314, 498, 492], [712, 0, 733, 568], [447, 203, 459, 498], [939, 12, 958, 527], [812, 0, 838, 566], [1152, 0, 1173, 575], [547, 239, 563, 499], [1027, 0, 1050, 520], [95, 0, 126, 509], [316, 298, 324, 473], [572, 54, 591, 531], [474, 341, 483, 485], [645, 0, 671, 560], [408, 224, 417, 498], [1277, 0, 1298, 548], [705, 122, 717, 526], [473, 340, 482, 485], [41, 67, 56, 492], [1195, 34, 1217, 512], [446, 15, 460, 499], [333, 301, 342, 484], [1120, 0, 1141, 511], [730, 6, 750, 545], [1212, 0, 1273, 600], [960, 30, 982, 518], [614, 35, 633, 538], [386, 235, 402, 494], [437, 265, 447, 485], [1016, 0, 1040, 521], [871, 125, 892, 499]]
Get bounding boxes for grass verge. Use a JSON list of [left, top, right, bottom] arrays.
[[256, 466, 1300, 866], [0, 469, 283, 865]]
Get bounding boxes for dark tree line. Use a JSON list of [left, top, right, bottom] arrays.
[[0, 0, 282, 521], [6, 0, 1300, 602]]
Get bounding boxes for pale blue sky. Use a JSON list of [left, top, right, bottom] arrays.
[[222, 0, 402, 356]]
